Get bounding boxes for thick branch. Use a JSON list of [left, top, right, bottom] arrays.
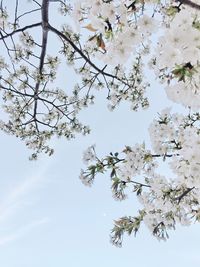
[[176, 0, 200, 10], [33, 0, 49, 119]]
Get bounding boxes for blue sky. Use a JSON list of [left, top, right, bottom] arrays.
[[1, 86, 200, 266], [0, 1, 200, 266]]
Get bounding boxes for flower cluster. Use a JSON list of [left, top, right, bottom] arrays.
[[151, 7, 200, 110], [81, 108, 200, 245], [72, 0, 158, 62]]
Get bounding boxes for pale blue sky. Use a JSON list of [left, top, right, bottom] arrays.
[[0, 1, 200, 266], [1, 87, 200, 266]]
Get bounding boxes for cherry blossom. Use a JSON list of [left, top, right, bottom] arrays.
[[1, 0, 200, 246]]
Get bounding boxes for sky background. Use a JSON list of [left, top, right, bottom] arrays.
[[0, 1, 200, 266]]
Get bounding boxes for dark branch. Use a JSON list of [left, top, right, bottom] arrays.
[[0, 23, 42, 40], [173, 187, 195, 203], [47, 24, 129, 84], [176, 0, 200, 10], [33, 0, 49, 120]]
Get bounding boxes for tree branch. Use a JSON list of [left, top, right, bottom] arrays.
[[0, 23, 42, 40], [33, 0, 49, 120], [47, 24, 129, 84], [173, 187, 195, 204], [176, 0, 200, 10]]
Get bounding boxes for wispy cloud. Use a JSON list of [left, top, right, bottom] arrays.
[[0, 167, 46, 223], [0, 159, 51, 245], [0, 217, 49, 246]]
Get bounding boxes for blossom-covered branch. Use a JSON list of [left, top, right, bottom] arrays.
[[0, 0, 153, 158], [80, 108, 200, 245]]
